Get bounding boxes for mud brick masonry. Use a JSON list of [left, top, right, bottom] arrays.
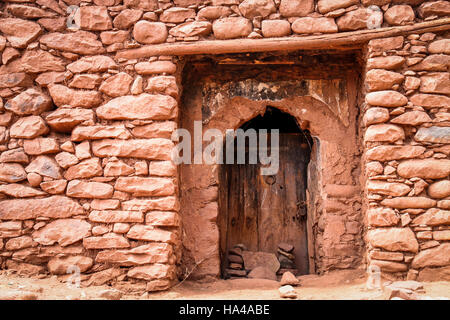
[[0, 0, 449, 292]]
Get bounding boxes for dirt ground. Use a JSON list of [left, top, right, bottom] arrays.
[[0, 269, 449, 300]]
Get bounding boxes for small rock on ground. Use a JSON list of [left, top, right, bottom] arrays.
[[389, 280, 424, 292], [279, 285, 297, 299], [280, 271, 300, 286], [99, 288, 122, 300]]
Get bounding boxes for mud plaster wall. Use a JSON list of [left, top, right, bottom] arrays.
[[0, 0, 448, 292], [179, 55, 364, 279]]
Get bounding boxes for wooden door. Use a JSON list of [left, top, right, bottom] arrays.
[[219, 133, 310, 275]]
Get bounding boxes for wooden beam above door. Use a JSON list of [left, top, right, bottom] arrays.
[[116, 18, 450, 60]]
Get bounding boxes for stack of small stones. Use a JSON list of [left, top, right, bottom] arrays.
[[225, 244, 247, 278], [277, 243, 297, 275]]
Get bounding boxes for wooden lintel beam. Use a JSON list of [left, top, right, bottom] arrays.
[[116, 18, 450, 59]]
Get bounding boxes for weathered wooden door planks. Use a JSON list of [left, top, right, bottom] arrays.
[[220, 133, 310, 275]]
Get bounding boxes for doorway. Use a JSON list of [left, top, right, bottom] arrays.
[[179, 51, 362, 279], [218, 107, 313, 277]]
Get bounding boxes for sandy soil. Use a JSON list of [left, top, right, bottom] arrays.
[[0, 269, 449, 300]]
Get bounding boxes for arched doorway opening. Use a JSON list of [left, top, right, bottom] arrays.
[[218, 106, 313, 278]]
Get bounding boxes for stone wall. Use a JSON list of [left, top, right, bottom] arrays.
[[0, 0, 449, 291], [363, 34, 450, 281]]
